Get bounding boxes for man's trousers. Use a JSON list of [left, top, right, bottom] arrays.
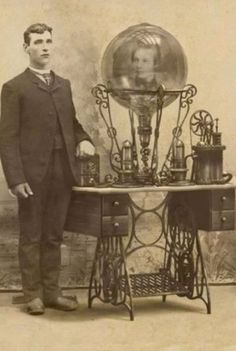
[[17, 149, 74, 302]]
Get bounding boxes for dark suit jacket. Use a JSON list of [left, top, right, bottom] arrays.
[[0, 68, 92, 187]]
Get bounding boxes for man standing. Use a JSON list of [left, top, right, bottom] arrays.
[[0, 23, 95, 315]]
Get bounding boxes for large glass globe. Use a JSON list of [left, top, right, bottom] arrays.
[[101, 23, 188, 115]]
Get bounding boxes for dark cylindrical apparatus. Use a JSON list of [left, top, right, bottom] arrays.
[[192, 145, 231, 184]]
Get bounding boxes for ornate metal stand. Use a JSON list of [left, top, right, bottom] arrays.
[[163, 193, 211, 313], [88, 236, 134, 320], [88, 191, 211, 320], [92, 84, 197, 185]]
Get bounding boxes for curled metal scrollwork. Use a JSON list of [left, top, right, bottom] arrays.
[[91, 84, 109, 109], [180, 84, 197, 109], [111, 152, 121, 165], [107, 126, 117, 139]]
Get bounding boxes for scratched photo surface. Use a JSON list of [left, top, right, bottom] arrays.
[[0, 1, 236, 351]]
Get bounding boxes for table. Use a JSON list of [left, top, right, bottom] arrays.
[[65, 180, 236, 320]]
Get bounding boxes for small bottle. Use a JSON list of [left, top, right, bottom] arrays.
[[121, 140, 133, 171], [172, 138, 185, 169]]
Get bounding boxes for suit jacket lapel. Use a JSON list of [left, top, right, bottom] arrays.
[[25, 68, 62, 92], [25, 68, 48, 92], [50, 72, 62, 92]]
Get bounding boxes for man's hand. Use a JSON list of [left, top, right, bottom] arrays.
[[10, 183, 34, 199], [76, 140, 95, 157]]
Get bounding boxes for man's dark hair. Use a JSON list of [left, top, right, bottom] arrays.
[[24, 23, 53, 45]]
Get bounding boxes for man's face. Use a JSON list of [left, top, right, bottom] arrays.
[[132, 47, 156, 80], [24, 31, 53, 69]]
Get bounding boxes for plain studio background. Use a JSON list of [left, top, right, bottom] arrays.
[[0, 0, 236, 299], [0, 1, 236, 351], [0, 0, 236, 288]]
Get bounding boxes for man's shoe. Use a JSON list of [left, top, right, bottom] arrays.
[[26, 297, 45, 315], [44, 296, 78, 311]]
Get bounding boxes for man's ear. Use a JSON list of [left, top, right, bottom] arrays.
[[23, 43, 29, 54]]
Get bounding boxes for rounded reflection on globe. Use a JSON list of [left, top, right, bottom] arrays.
[[101, 23, 188, 113]]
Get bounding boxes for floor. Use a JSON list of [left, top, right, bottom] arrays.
[[0, 286, 235, 351]]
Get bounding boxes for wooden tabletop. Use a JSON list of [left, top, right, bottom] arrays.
[[72, 176, 236, 194]]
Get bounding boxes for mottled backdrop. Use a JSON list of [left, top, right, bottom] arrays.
[[0, 0, 236, 289]]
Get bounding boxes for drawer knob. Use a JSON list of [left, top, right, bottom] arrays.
[[113, 222, 120, 228], [221, 216, 227, 222], [221, 196, 227, 202], [113, 201, 120, 207]]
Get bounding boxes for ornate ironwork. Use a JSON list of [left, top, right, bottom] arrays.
[[88, 192, 211, 319], [160, 84, 197, 176], [190, 110, 214, 145], [180, 84, 197, 111], [92, 83, 109, 109], [92, 84, 198, 186], [163, 194, 211, 312], [88, 236, 134, 320], [91, 84, 121, 174]]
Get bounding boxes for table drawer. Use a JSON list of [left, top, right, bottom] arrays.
[[211, 189, 235, 210], [210, 210, 235, 231], [170, 189, 235, 231], [102, 194, 129, 216], [102, 215, 129, 236]]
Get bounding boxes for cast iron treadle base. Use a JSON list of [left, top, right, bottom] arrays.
[[121, 272, 188, 298]]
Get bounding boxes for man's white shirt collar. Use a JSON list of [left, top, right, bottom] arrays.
[[29, 66, 51, 75]]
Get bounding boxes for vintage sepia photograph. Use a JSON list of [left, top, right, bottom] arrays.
[[0, 1, 236, 350]]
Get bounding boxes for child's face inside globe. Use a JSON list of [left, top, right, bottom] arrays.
[[132, 47, 157, 81]]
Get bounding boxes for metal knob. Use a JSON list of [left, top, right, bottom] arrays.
[[113, 222, 120, 228], [221, 216, 227, 222], [221, 196, 227, 202], [113, 201, 120, 207], [89, 177, 94, 184]]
